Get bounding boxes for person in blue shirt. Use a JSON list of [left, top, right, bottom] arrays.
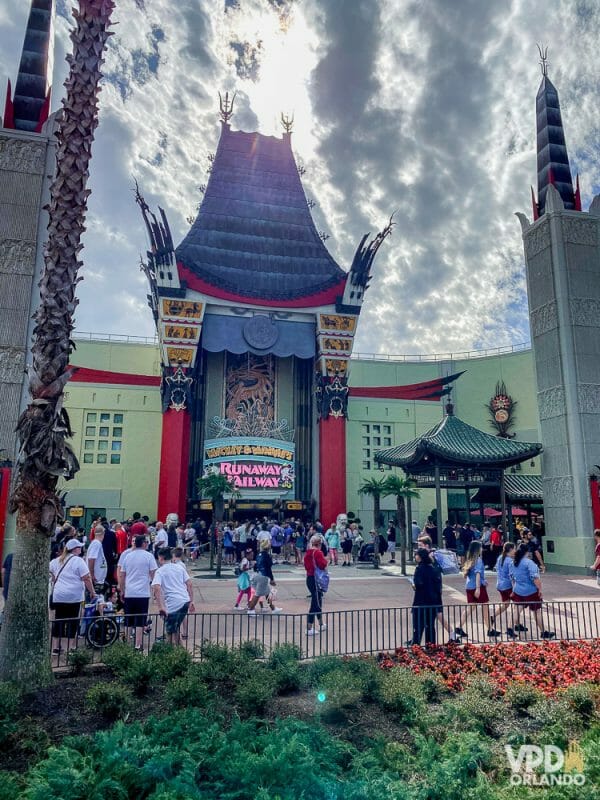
[[455, 541, 500, 639], [509, 543, 555, 639], [490, 542, 517, 638]]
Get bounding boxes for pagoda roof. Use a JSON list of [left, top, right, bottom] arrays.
[[175, 125, 346, 303], [471, 474, 543, 504], [374, 411, 543, 470]]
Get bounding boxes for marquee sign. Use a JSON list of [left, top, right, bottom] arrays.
[[202, 436, 295, 496]]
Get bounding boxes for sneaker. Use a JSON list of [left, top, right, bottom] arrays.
[[247, 610, 257, 616], [306, 628, 319, 636], [487, 628, 501, 637], [233, 605, 240, 610], [271, 607, 283, 614], [541, 630, 556, 639], [506, 628, 517, 639], [454, 627, 468, 637], [514, 624, 528, 632], [319, 623, 327, 631]]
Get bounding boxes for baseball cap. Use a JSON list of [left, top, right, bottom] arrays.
[[65, 538, 83, 551]]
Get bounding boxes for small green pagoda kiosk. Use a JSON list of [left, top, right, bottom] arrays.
[[374, 403, 543, 536]]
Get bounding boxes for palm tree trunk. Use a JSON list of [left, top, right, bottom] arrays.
[[397, 497, 407, 576], [372, 494, 381, 569], [0, 1, 115, 686]]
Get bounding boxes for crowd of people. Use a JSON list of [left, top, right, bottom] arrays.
[[35, 509, 600, 653]]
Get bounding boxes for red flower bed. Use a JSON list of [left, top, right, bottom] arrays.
[[378, 640, 600, 695]]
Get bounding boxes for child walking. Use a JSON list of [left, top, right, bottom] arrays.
[[234, 550, 252, 609]]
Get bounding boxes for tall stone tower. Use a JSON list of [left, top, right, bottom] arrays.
[[518, 57, 599, 570], [0, 1, 57, 551]]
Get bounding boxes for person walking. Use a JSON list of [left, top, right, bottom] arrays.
[[50, 539, 96, 655], [489, 524, 503, 566], [234, 550, 252, 609], [411, 547, 442, 645], [509, 542, 555, 639], [325, 524, 339, 566], [387, 523, 397, 563], [151, 547, 194, 645], [340, 526, 353, 566], [304, 535, 328, 636], [118, 535, 157, 650], [247, 540, 282, 614], [456, 541, 500, 640], [154, 522, 168, 556], [86, 525, 108, 593], [492, 541, 516, 637]]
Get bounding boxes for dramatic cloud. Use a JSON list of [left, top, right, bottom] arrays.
[[1, 0, 599, 355]]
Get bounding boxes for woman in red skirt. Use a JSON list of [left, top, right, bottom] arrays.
[[455, 541, 500, 639], [509, 543, 554, 639]]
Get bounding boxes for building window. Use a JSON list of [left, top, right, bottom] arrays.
[[362, 461, 371, 470], [383, 437, 391, 446], [383, 425, 391, 435], [372, 424, 380, 434], [373, 437, 381, 446], [362, 436, 370, 445], [361, 424, 370, 433], [81, 411, 124, 466]]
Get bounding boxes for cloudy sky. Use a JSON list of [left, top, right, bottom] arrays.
[[2, 0, 600, 356]]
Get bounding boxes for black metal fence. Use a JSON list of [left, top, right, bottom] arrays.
[[50, 599, 600, 669]]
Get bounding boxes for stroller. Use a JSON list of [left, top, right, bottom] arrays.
[[80, 595, 122, 649]]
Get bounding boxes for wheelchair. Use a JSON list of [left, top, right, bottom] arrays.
[[80, 598, 122, 649]]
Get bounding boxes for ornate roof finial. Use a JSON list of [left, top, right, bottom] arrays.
[[537, 43, 549, 78], [280, 112, 294, 134], [218, 90, 236, 125]]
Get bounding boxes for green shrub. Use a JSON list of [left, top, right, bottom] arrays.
[[343, 657, 384, 703], [102, 641, 139, 674], [67, 648, 91, 676], [271, 662, 304, 694], [307, 654, 346, 684], [123, 654, 154, 697], [504, 681, 543, 713], [438, 677, 504, 737], [85, 682, 133, 720], [0, 682, 21, 746], [239, 639, 265, 659], [164, 668, 211, 709], [150, 641, 193, 680], [234, 673, 276, 714], [198, 641, 245, 683], [378, 667, 426, 722], [561, 682, 599, 722], [267, 643, 301, 669]]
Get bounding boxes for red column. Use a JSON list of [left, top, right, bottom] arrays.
[[590, 477, 600, 529], [157, 410, 191, 522], [0, 466, 11, 556], [319, 417, 347, 528]]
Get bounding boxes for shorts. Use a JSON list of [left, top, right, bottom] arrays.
[[224, 546, 235, 555], [466, 585, 489, 604], [124, 596, 150, 627], [387, 542, 396, 553], [166, 602, 189, 634], [511, 590, 542, 611], [52, 602, 81, 638], [498, 587, 512, 602], [341, 540, 353, 554], [251, 574, 270, 598]]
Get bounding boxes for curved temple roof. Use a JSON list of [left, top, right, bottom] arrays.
[[375, 411, 543, 470], [176, 125, 346, 302]]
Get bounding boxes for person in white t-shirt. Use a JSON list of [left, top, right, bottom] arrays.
[[154, 523, 168, 556], [86, 525, 108, 590], [118, 535, 157, 649], [152, 547, 195, 645], [50, 539, 96, 654]]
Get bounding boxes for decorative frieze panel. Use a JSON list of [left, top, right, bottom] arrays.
[[524, 219, 550, 259], [0, 137, 46, 174], [562, 216, 598, 246], [530, 301, 558, 338], [0, 239, 36, 274], [0, 346, 25, 383], [577, 384, 600, 414], [570, 298, 600, 327], [537, 386, 565, 420], [542, 475, 574, 507]]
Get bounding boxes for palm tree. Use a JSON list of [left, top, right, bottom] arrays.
[[358, 476, 388, 569], [383, 475, 420, 575], [0, 1, 115, 687], [196, 472, 240, 577]]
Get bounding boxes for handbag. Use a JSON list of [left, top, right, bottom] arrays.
[[49, 555, 73, 610], [312, 550, 329, 593]]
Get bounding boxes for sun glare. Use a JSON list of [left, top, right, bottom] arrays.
[[226, 4, 318, 155]]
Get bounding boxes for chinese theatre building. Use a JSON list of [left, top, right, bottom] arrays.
[[136, 97, 393, 525]]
